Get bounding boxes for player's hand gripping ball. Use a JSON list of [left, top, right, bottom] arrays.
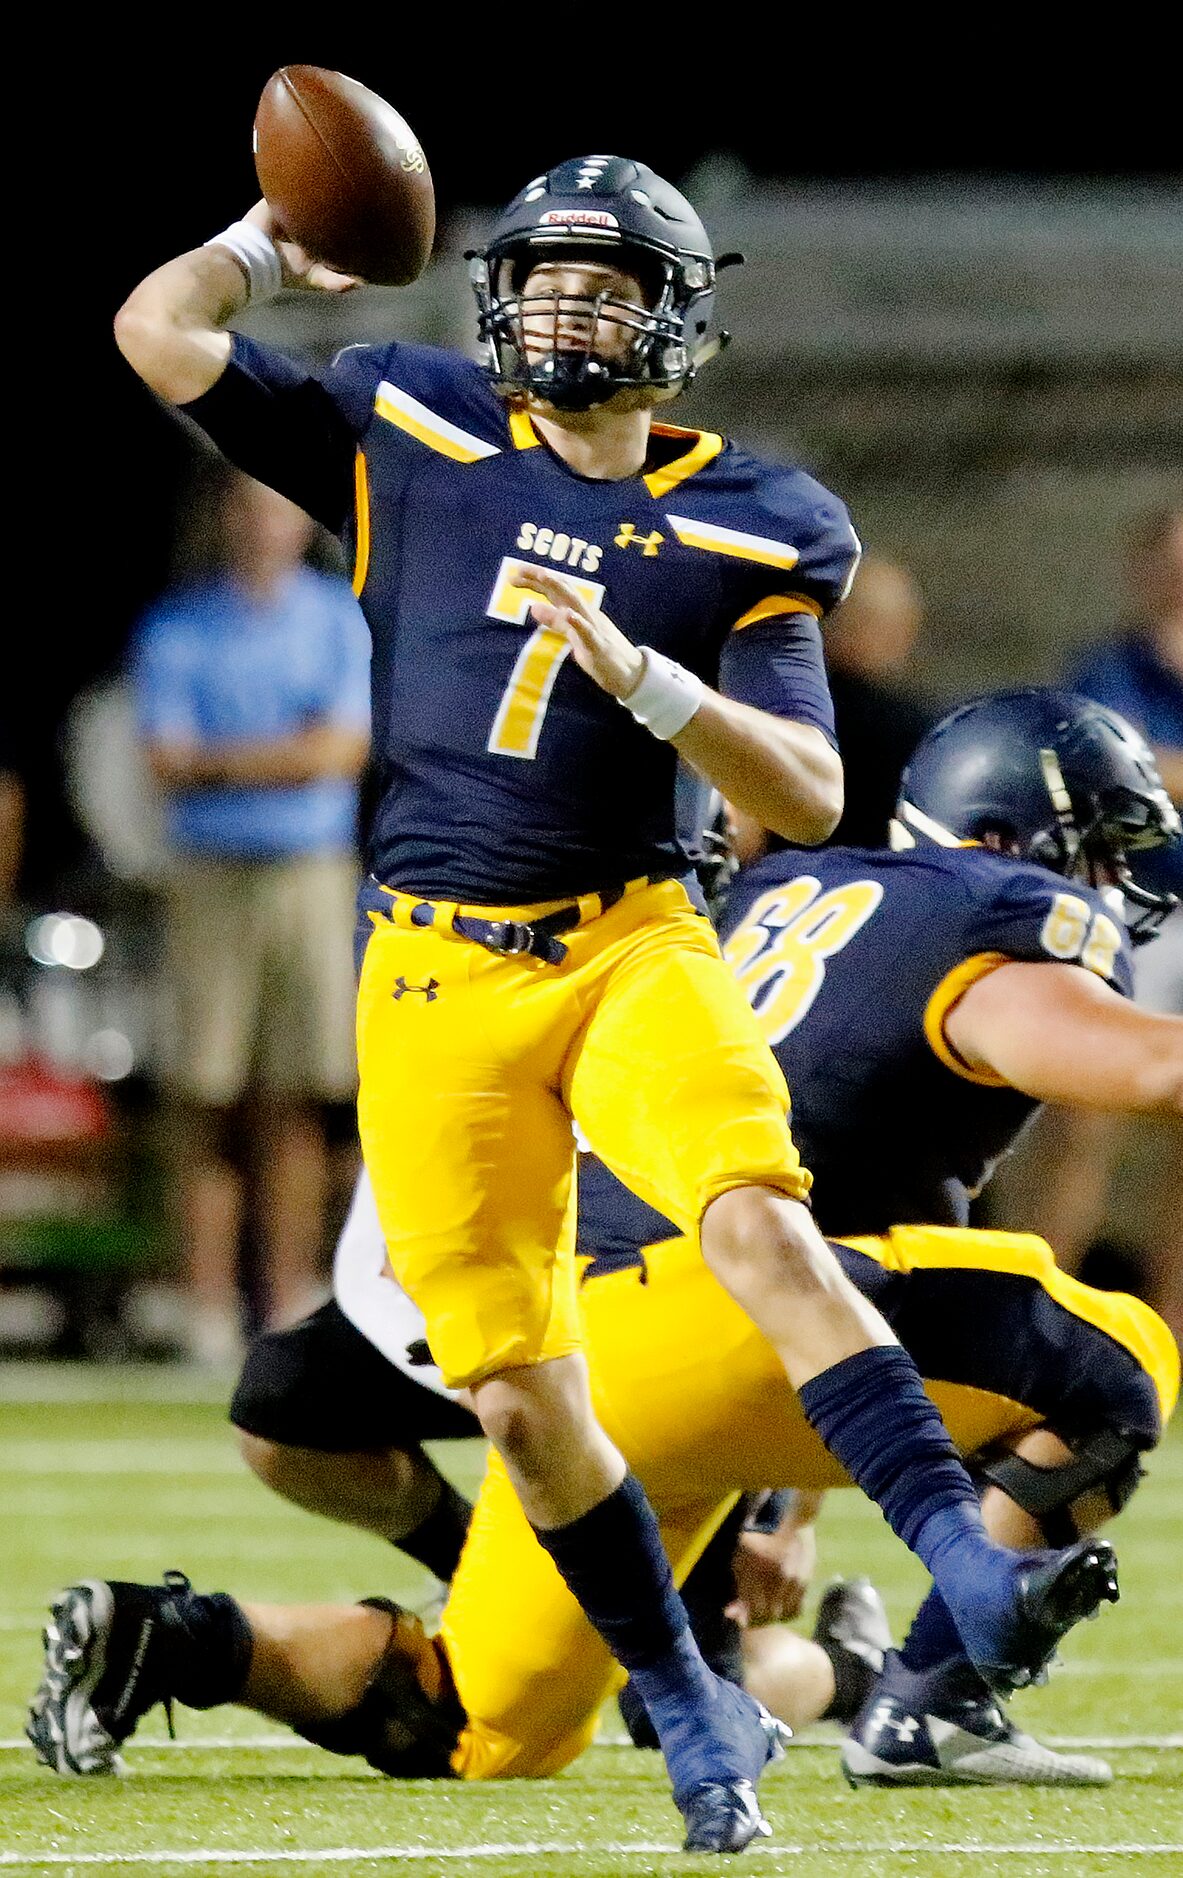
[[253, 66, 435, 285]]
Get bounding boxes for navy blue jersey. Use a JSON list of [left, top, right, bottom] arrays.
[[185, 336, 858, 903], [576, 844, 1134, 1251], [720, 845, 1135, 1233]]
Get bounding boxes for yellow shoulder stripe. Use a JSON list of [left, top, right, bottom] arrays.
[[644, 428, 725, 500], [351, 450, 371, 597], [666, 514, 800, 570], [923, 952, 1013, 1085], [841, 1225, 1181, 1427], [373, 379, 501, 463], [734, 593, 824, 630]]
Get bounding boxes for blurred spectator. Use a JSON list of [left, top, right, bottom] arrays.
[[0, 699, 28, 914], [987, 502, 1183, 1341], [0, 768, 23, 912], [130, 465, 370, 1364], [823, 555, 936, 846]]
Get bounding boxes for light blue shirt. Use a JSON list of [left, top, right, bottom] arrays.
[[131, 569, 371, 858]]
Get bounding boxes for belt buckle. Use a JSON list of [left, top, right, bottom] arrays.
[[488, 919, 534, 956]]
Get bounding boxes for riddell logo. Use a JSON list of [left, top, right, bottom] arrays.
[[539, 210, 620, 229]]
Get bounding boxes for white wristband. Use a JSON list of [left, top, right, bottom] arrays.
[[204, 220, 283, 303], [622, 648, 705, 740]]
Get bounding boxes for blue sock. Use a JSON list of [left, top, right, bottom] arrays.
[[899, 1587, 966, 1672], [798, 1347, 1010, 1623], [898, 1588, 993, 1703], [533, 1474, 766, 1799], [532, 1473, 714, 1697]]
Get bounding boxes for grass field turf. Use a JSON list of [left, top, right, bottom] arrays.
[[1, 1364, 1180, 1876]]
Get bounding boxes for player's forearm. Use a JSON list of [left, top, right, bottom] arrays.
[[949, 963, 1183, 1114], [114, 247, 241, 404], [149, 726, 368, 791], [673, 696, 842, 846]]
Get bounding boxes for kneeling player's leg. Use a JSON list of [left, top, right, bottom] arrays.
[[27, 1573, 462, 1779], [230, 1300, 477, 1579], [574, 913, 1118, 1691]]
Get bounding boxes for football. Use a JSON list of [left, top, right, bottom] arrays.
[[253, 65, 435, 285]]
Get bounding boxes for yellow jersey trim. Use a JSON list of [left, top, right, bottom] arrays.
[[508, 408, 541, 450], [666, 514, 801, 570], [643, 427, 725, 500], [733, 592, 824, 631], [841, 1226, 1181, 1428], [923, 951, 1013, 1085], [374, 380, 502, 463], [352, 450, 371, 597]]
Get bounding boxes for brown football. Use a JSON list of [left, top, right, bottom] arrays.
[[253, 66, 435, 285]]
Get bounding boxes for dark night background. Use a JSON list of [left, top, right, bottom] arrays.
[[22, 40, 1180, 894]]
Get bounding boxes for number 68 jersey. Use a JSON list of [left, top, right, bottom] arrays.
[[185, 334, 859, 902], [718, 842, 1135, 1235]]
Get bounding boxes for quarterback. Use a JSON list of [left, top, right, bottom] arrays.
[[110, 152, 1111, 1848], [30, 690, 1181, 1787]]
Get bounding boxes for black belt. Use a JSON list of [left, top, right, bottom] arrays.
[[407, 882, 631, 966]]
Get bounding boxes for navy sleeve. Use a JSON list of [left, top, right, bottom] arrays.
[[718, 614, 838, 746], [755, 472, 862, 619], [968, 865, 1136, 998], [181, 334, 363, 535]]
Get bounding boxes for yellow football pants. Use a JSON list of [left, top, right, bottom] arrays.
[[444, 1224, 1177, 1779], [356, 877, 807, 1388]]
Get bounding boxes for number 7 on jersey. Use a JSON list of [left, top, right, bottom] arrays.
[[485, 558, 608, 759]]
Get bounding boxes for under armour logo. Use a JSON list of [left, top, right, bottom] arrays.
[[393, 977, 440, 1002], [874, 1703, 920, 1744], [615, 522, 664, 557]]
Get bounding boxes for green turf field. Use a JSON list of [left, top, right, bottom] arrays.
[[1, 1363, 1180, 1876]]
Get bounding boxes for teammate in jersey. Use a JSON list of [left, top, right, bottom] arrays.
[[112, 155, 1113, 1849], [30, 689, 1181, 1788]]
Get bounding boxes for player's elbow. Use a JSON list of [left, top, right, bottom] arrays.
[[114, 298, 179, 398], [767, 758, 843, 848], [1150, 1037, 1183, 1116], [114, 293, 219, 404]]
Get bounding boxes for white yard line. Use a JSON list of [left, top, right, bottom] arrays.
[[3, 1732, 1181, 1752], [3, 1841, 1182, 1866]]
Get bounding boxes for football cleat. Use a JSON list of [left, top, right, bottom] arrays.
[[680, 1779, 772, 1854], [971, 1538, 1120, 1694], [672, 1689, 788, 1854], [842, 1660, 1112, 1787], [811, 1576, 893, 1721], [27, 1574, 190, 1775]]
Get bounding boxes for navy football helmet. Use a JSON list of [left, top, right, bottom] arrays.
[[468, 155, 737, 411], [893, 688, 1181, 939]]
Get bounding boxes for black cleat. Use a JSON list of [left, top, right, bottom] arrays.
[[680, 1778, 772, 1854], [27, 1574, 191, 1775], [811, 1576, 893, 1723], [978, 1538, 1120, 1694]]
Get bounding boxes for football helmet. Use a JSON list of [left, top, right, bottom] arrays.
[[468, 155, 737, 411], [892, 688, 1181, 939]]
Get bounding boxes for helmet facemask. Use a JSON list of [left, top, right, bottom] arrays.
[[470, 237, 716, 411]]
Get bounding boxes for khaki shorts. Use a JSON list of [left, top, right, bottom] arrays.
[[162, 853, 360, 1105]]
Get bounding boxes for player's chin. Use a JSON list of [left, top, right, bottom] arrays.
[[524, 382, 667, 419]]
